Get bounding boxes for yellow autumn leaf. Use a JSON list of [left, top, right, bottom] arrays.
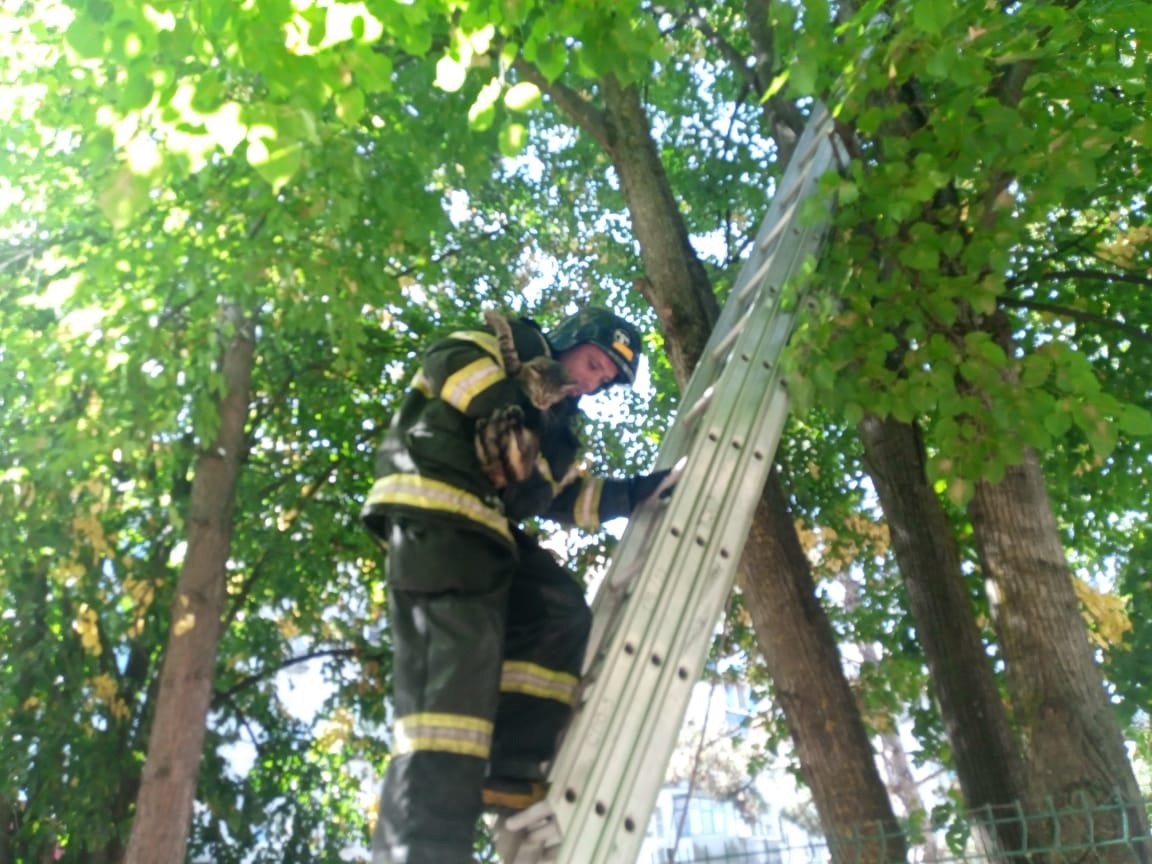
[[280, 617, 301, 639], [91, 672, 118, 702], [123, 576, 155, 607], [74, 604, 102, 656], [315, 708, 355, 752], [72, 512, 113, 556], [1073, 576, 1131, 649], [55, 560, 86, 583], [110, 698, 131, 721]]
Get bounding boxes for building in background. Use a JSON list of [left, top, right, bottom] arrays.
[[636, 680, 820, 864]]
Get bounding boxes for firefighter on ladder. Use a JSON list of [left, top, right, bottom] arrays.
[[363, 306, 670, 864]]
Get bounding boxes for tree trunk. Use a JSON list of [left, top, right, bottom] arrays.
[[969, 449, 1149, 859], [598, 75, 720, 380], [858, 413, 1033, 853], [740, 476, 906, 862], [123, 307, 254, 864], [596, 78, 905, 859]]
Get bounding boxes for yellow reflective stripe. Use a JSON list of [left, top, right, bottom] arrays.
[[365, 474, 512, 543], [411, 369, 433, 397], [500, 660, 579, 705], [441, 356, 505, 413], [394, 712, 492, 758], [573, 478, 604, 530], [612, 340, 635, 362], [447, 330, 504, 366]]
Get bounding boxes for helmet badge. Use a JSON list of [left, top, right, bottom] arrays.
[[611, 328, 635, 362]]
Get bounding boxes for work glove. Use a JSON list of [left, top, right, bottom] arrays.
[[627, 468, 675, 510], [475, 405, 542, 489]]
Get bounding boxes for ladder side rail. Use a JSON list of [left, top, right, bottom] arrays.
[[547, 244, 803, 791], [576, 285, 785, 682], [576, 123, 837, 693], [580, 480, 681, 672], [551, 302, 811, 851]]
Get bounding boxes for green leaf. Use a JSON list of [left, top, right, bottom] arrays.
[[504, 82, 541, 112], [836, 179, 859, 206], [1044, 402, 1074, 438], [1120, 404, 1152, 437], [899, 244, 940, 271], [246, 137, 303, 193], [498, 122, 528, 157], [120, 67, 155, 112], [335, 88, 365, 126], [434, 55, 467, 93], [973, 337, 1007, 368], [762, 69, 789, 102], [913, 0, 953, 35], [469, 77, 501, 131], [1020, 351, 1052, 388], [790, 57, 818, 97], [97, 166, 153, 229], [65, 17, 106, 57]]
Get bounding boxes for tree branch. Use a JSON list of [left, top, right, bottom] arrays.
[[212, 646, 374, 705], [651, 4, 759, 91], [510, 57, 613, 151], [1000, 296, 1150, 344], [1008, 267, 1152, 292]]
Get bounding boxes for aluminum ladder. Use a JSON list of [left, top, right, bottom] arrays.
[[499, 105, 843, 864]]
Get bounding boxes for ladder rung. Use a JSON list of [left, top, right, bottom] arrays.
[[677, 384, 714, 428]]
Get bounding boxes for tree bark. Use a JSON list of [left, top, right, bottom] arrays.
[[858, 413, 1033, 853], [740, 477, 906, 862], [598, 75, 720, 381], [123, 307, 255, 864], [969, 449, 1149, 858]]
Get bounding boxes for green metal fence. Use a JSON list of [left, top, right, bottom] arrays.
[[647, 796, 1152, 864]]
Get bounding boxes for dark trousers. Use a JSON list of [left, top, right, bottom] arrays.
[[371, 516, 591, 864]]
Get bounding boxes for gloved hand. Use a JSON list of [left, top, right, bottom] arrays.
[[627, 468, 675, 510], [475, 405, 541, 489]]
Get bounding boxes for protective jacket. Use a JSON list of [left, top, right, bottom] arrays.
[[362, 316, 638, 547], [363, 314, 649, 864]]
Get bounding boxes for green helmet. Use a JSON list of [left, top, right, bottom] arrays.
[[547, 307, 643, 387]]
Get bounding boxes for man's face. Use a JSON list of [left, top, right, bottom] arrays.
[[558, 343, 619, 396]]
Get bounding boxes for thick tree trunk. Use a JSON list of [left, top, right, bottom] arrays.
[[858, 413, 1032, 852], [123, 308, 254, 864], [740, 477, 906, 862], [969, 450, 1149, 858], [595, 79, 904, 859]]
